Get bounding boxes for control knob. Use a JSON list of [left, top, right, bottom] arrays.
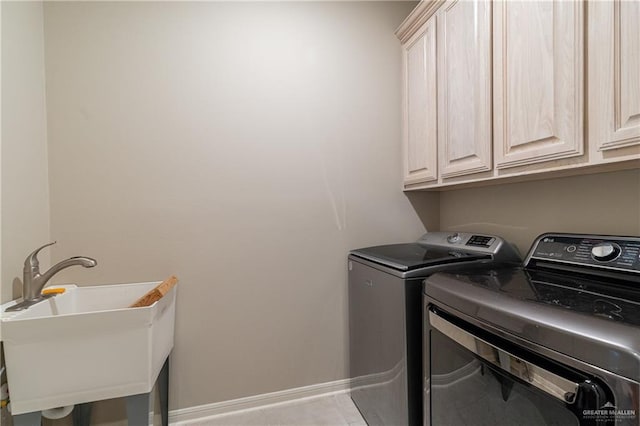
[[591, 242, 621, 262], [447, 233, 462, 244]]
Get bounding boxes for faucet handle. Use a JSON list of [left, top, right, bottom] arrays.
[[24, 241, 57, 270]]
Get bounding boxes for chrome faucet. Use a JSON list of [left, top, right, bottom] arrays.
[[6, 242, 97, 311]]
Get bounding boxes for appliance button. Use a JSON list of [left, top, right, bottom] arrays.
[[591, 242, 622, 262], [447, 233, 462, 244], [566, 245, 577, 253]]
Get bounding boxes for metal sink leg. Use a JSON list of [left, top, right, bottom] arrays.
[[126, 392, 153, 426], [12, 411, 41, 426], [158, 358, 169, 426]]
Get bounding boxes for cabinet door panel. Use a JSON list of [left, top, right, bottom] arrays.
[[620, 1, 640, 130], [437, 0, 492, 178], [589, 0, 640, 152], [403, 18, 438, 185], [494, 1, 584, 169]]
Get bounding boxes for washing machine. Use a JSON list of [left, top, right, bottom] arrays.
[[348, 231, 520, 426]]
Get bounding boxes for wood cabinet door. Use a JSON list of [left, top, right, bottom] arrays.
[[402, 17, 438, 185], [437, 0, 492, 178], [589, 0, 640, 153], [493, 1, 584, 169]]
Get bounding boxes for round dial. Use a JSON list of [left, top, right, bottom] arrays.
[[447, 233, 462, 244], [591, 242, 622, 262]]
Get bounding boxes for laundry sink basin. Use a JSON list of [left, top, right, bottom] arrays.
[[0, 281, 176, 415]]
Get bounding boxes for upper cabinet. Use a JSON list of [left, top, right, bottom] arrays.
[[588, 0, 640, 157], [397, 0, 639, 190], [493, 1, 584, 169], [402, 16, 438, 185], [437, 0, 492, 178]]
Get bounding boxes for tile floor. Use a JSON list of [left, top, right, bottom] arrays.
[[188, 393, 366, 426]]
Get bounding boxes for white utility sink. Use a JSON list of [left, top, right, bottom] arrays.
[[0, 281, 176, 415]]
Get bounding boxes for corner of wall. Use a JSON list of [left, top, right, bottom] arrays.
[[0, 1, 4, 304], [404, 190, 441, 231], [0, 1, 51, 303]]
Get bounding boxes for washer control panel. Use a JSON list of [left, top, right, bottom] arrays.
[[441, 232, 497, 248], [528, 234, 640, 273], [415, 232, 521, 264], [465, 235, 497, 247]]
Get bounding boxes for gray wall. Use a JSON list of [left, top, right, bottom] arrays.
[[1, 1, 51, 303], [42, 0, 425, 415], [6, 2, 639, 424], [438, 169, 640, 255]]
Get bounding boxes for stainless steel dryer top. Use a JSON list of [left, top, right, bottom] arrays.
[[425, 232, 640, 382]]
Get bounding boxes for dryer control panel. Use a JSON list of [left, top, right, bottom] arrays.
[[527, 234, 640, 273]]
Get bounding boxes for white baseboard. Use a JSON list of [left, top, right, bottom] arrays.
[[349, 359, 405, 392], [169, 378, 351, 425]]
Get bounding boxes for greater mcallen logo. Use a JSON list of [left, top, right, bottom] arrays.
[[583, 402, 636, 421]]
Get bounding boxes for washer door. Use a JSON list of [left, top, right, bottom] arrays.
[[351, 244, 489, 271]]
